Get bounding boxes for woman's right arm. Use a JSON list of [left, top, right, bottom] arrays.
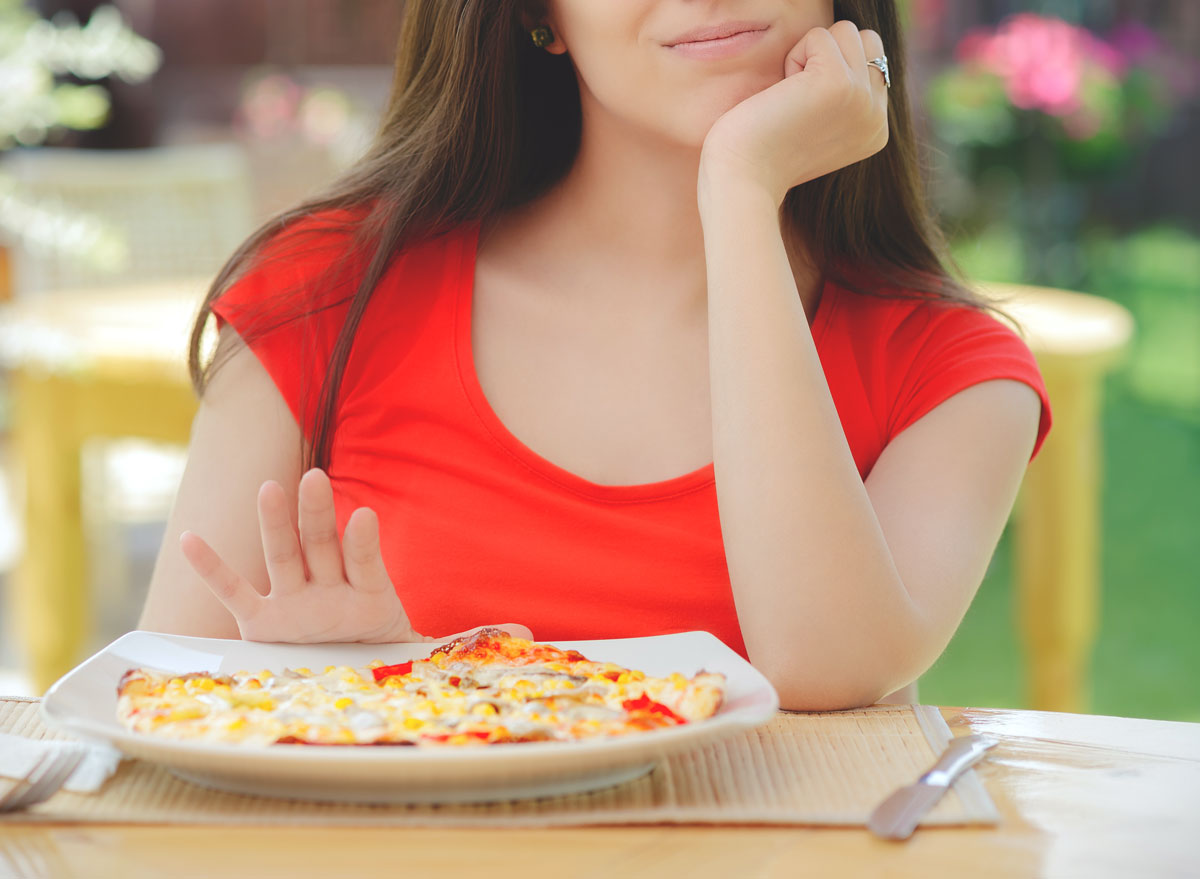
[[139, 324, 533, 646], [138, 324, 303, 638]]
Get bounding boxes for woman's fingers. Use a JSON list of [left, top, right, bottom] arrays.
[[784, 25, 841, 78], [494, 623, 535, 641], [790, 23, 886, 97], [257, 480, 308, 592], [342, 506, 394, 595], [859, 28, 886, 68], [343, 506, 421, 642], [828, 20, 869, 86], [297, 468, 344, 586], [180, 531, 262, 624], [440, 623, 535, 642]]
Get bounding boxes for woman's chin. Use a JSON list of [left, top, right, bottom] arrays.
[[670, 98, 766, 150], [691, 76, 781, 128]]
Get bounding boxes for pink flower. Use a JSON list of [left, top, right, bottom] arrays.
[[955, 31, 993, 65], [957, 14, 1122, 117]]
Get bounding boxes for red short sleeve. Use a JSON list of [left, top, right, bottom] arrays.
[[209, 215, 361, 438], [887, 305, 1053, 461]]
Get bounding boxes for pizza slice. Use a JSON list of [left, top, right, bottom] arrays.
[[117, 628, 726, 747]]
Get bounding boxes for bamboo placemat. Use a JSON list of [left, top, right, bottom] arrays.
[[0, 697, 997, 827]]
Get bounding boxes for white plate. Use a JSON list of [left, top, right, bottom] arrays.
[[42, 630, 779, 804]]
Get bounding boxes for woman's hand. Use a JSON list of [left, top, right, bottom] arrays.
[[180, 468, 532, 645], [699, 21, 890, 207]]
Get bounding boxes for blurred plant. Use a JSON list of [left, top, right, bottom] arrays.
[[928, 14, 1198, 283], [235, 70, 374, 170], [926, 14, 1200, 176], [929, 14, 1197, 174], [0, 0, 160, 147], [0, 0, 162, 272]]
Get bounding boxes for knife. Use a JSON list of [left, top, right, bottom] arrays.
[[867, 733, 997, 840]]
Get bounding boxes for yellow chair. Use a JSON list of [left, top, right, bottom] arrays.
[[2, 282, 202, 694], [980, 282, 1135, 714], [0, 143, 253, 692]]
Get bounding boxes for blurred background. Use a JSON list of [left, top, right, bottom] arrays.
[[0, 0, 1195, 720]]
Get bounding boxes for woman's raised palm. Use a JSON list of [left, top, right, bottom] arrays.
[[180, 468, 530, 644]]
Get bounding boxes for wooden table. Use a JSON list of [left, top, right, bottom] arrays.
[[1, 706, 1196, 878]]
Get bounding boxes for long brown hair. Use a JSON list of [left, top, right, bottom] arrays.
[[189, 0, 984, 473]]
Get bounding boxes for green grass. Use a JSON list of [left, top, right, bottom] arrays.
[[919, 226, 1200, 721]]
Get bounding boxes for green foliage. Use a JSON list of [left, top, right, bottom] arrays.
[[928, 70, 1015, 147], [948, 225, 1026, 282], [50, 83, 110, 132], [1083, 227, 1200, 418]]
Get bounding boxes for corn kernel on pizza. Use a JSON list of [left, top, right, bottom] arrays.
[[116, 628, 726, 746]]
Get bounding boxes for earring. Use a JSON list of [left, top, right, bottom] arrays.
[[530, 26, 553, 48]]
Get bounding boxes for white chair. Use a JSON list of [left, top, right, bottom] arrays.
[[2, 142, 254, 295]]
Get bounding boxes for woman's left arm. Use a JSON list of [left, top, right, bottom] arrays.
[[700, 178, 1039, 710], [698, 23, 1042, 710]]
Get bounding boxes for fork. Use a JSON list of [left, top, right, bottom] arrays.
[[0, 747, 87, 813]]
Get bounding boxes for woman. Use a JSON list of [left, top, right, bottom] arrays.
[[138, 0, 1051, 711]]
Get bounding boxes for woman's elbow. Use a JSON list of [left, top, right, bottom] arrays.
[[773, 679, 893, 712], [756, 650, 925, 712]]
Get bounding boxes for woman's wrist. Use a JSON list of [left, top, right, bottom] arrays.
[[696, 159, 782, 224], [696, 149, 777, 207]]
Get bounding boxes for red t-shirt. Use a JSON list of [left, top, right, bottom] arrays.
[[213, 219, 1052, 659]]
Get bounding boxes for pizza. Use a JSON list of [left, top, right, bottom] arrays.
[[116, 628, 726, 747]]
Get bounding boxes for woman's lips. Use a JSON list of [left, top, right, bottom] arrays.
[[666, 28, 768, 60]]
